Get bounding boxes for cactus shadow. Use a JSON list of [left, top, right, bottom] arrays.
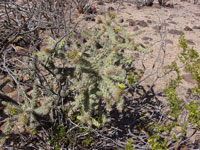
[[108, 84, 164, 138]]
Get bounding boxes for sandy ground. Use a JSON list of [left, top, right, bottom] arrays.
[[76, 0, 200, 95]]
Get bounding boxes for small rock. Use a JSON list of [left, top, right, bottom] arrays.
[[186, 40, 195, 45], [162, 23, 169, 26], [120, 6, 127, 10], [168, 29, 183, 35], [165, 39, 173, 44], [1, 84, 15, 93], [142, 37, 153, 41], [119, 18, 124, 23], [193, 26, 200, 29], [154, 3, 162, 9], [133, 26, 139, 31], [168, 21, 177, 25], [105, 0, 117, 3], [165, 3, 174, 8], [194, 13, 200, 17], [184, 26, 193, 31], [178, 145, 189, 150], [169, 14, 175, 18], [144, 41, 149, 45], [97, 1, 104, 5], [153, 25, 161, 32], [11, 92, 24, 103], [134, 53, 140, 58], [0, 78, 15, 93], [107, 7, 115, 11], [84, 15, 95, 21], [182, 74, 197, 85], [127, 19, 135, 26], [147, 20, 152, 24], [137, 20, 148, 27], [99, 11, 105, 15], [164, 9, 169, 13]]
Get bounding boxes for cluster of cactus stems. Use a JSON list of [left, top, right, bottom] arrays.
[[1, 12, 146, 140], [62, 12, 145, 126], [1, 81, 54, 136]]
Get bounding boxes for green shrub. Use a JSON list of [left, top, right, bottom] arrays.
[[57, 12, 146, 127], [124, 138, 135, 150], [147, 35, 200, 149]]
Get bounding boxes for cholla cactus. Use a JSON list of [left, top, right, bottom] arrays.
[[62, 12, 145, 127], [1, 81, 54, 135]]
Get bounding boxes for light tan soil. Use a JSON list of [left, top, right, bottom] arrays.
[[77, 0, 200, 94]]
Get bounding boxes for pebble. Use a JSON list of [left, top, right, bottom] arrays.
[[97, 1, 104, 5], [128, 19, 135, 26], [107, 7, 115, 11], [182, 74, 197, 84], [186, 40, 195, 45], [165, 39, 173, 45], [193, 26, 200, 29], [133, 26, 139, 31], [142, 37, 153, 41], [119, 18, 124, 23], [168, 29, 183, 35], [184, 26, 193, 31], [137, 20, 148, 27], [153, 25, 161, 32]]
